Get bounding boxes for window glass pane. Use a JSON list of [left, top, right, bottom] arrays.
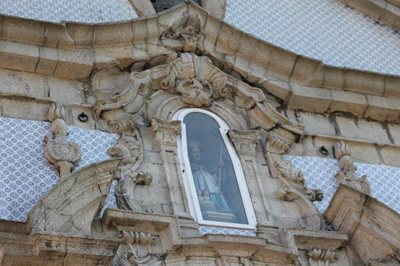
[[184, 112, 248, 224]]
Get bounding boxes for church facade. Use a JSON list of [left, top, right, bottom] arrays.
[[0, 1, 399, 265]]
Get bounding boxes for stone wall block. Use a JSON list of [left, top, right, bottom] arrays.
[[379, 146, 400, 167], [364, 95, 390, 121], [384, 75, 400, 97], [298, 112, 337, 136], [344, 70, 385, 96], [203, 15, 223, 52], [260, 78, 291, 100], [268, 48, 297, 82], [2, 17, 46, 46], [330, 89, 367, 118], [291, 57, 324, 87], [94, 23, 133, 47], [0, 41, 39, 73], [146, 17, 160, 42], [388, 124, 400, 145], [66, 24, 94, 48], [287, 84, 331, 112], [0, 68, 46, 98], [131, 19, 148, 43], [323, 67, 345, 90], [35, 47, 58, 75], [202, 0, 226, 19], [44, 24, 63, 48], [215, 24, 241, 55], [48, 77, 83, 105], [335, 116, 391, 144], [0, 99, 49, 120], [54, 49, 94, 80]]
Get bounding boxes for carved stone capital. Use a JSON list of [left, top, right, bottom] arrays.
[[152, 118, 181, 147], [228, 129, 259, 156], [334, 141, 371, 195], [266, 130, 293, 154], [307, 248, 337, 265]]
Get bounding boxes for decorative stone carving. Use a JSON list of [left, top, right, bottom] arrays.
[[307, 248, 337, 266], [334, 140, 371, 194], [114, 231, 161, 266], [159, 53, 229, 107], [228, 129, 259, 156], [114, 172, 153, 211], [160, 13, 204, 52], [274, 160, 323, 202], [44, 103, 81, 178], [266, 131, 293, 154]]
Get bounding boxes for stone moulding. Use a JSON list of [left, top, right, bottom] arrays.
[[1, 2, 400, 122], [28, 158, 122, 235]]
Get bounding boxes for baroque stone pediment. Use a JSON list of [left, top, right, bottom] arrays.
[[94, 52, 302, 138]]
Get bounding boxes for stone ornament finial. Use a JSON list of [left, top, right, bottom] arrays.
[[334, 140, 371, 194], [44, 103, 81, 179]]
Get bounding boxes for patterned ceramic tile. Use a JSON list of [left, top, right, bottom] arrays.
[[225, 0, 400, 76], [0, 0, 137, 24], [285, 155, 400, 213], [199, 226, 256, 236], [0, 117, 118, 222]]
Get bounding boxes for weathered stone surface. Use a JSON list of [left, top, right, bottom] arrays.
[[288, 84, 331, 112], [335, 116, 391, 144], [0, 40, 39, 73], [330, 89, 367, 118]]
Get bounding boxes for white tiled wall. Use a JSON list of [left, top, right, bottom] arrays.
[[0, 0, 137, 23], [0, 117, 118, 222], [225, 0, 400, 76]]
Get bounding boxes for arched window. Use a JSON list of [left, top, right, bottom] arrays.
[[175, 109, 256, 229]]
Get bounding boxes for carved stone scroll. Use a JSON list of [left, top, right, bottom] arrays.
[[334, 140, 371, 194], [44, 103, 81, 178], [307, 248, 337, 266], [274, 160, 323, 202], [114, 231, 161, 266]]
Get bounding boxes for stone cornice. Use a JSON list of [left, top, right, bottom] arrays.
[[1, 2, 400, 122]]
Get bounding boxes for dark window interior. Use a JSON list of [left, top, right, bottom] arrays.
[[150, 0, 201, 12]]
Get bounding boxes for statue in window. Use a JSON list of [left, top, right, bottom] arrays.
[[188, 140, 236, 222]]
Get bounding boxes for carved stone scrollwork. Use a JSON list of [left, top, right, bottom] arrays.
[[114, 231, 161, 266], [160, 13, 204, 52], [159, 53, 229, 107], [307, 248, 337, 266], [228, 129, 259, 156], [107, 132, 147, 211], [44, 103, 81, 178], [266, 131, 292, 154], [334, 140, 371, 195], [274, 160, 323, 202]]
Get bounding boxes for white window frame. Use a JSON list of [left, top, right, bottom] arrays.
[[174, 108, 257, 229]]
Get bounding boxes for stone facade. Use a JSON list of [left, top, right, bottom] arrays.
[[0, 1, 399, 265]]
